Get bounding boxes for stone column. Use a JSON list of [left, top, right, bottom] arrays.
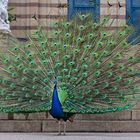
[[0, 0, 10, 33]]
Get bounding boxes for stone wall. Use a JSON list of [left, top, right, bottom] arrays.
[[1, 0, 140, 132]]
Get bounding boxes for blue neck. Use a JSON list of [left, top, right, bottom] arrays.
[[50, 81, 64, 118]]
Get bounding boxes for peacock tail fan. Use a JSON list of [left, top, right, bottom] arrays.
[[0, 13, 140, 114]]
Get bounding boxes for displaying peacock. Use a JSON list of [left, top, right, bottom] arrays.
[[0, 13, 140, 135]]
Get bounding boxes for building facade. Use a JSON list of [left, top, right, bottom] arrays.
[[8, 0, 127, 38]]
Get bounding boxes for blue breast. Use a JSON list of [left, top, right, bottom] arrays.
[[50, 83, 64, 119]]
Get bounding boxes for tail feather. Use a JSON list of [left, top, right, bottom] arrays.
[[0, 14, 140, 114]]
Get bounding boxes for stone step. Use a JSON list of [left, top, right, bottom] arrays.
[[1, 120, 140, 132], [43, 120, 140, 132]]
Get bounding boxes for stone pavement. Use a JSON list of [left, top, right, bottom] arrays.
[[0, 133, 140, 140]]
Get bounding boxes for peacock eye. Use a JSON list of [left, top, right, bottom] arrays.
[[8, 67, 12, 70], [103, 18, 107, 21], [78, 38, 81, 41], [66, 33, 69, 37], [80, 25, 84, 30], [5, 59, 9, 62], [123, 42, 127, 45], [55, 22, 58, 25], [27, 44, 31, 48], [35, 31, 38, 34], [89, 34, 93, 37], [13, 47, 18, 51], [82, 15, 85, 19], [55, 32, 57, 35], [64, 45, 67, 48]]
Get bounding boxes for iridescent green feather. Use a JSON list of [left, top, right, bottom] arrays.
[[0, 14, 140, 114]]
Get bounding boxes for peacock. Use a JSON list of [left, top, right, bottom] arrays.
[[0, 13, 140, 135]]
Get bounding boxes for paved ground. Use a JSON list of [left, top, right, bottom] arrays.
[[1, 133, 140, 140]]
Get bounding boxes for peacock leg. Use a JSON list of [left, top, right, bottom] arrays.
[[63, 121, 67, 135], [58, 121, 61, 135]]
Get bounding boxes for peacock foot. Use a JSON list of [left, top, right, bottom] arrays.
[[57, 132, 62, 136], [62, 133, 66, 136]]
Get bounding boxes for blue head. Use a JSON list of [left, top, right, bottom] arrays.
[[54, 79, 57, 87]]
